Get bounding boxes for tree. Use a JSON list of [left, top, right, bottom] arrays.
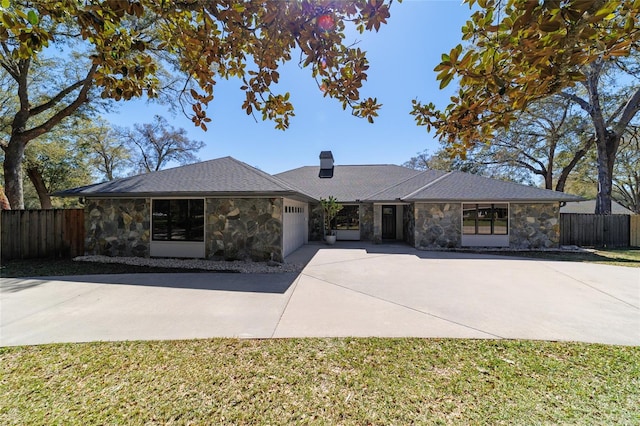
[[1, 1, 396, 209], [22, 126, 93, 209], [122, 115, 205, 173], [612, 127, 640, 213], [473, 95, 595, 192], [319, 196, 343, 237], [403, 148, 485, 174], [411, 0, 640, 214], [80, 118, 130, 181]]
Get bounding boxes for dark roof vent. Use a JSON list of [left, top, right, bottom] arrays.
[[319, 151, 334, 178]]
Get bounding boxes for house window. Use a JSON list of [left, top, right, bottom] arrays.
[[152, 199, 204, 242], [335, 205, 359, 230], [462, 203, 508, 235]]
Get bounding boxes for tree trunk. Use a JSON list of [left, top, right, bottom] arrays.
[[3, 138, 26, 210], [544, 170, 553, 190], [26, 166, 53, 209], [594, 131, 619, 214]]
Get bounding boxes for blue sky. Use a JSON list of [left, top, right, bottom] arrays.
[[105, 1, 472, 174]]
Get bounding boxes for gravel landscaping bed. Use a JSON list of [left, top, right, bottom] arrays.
[[73, 255, 304, 274]]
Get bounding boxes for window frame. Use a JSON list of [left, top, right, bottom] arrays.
[[334, 204, 360, 231], [462, 203, 509, 236], [151, 198, 205, 242]]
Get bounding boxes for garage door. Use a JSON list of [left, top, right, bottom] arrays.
[[283, 199, 308, 257]]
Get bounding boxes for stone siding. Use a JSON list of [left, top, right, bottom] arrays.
[[206, 198, 283, 262], [85, 198, 150, 257], [308, 203, 323, 241], [509, 203, 560, 248], [359, 203, 374, 241], [403, 204, 415, 246], [372, 204, 382, 243], [414, 203, 461, 249]]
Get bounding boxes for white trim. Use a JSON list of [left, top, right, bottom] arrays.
[[151, 241, 205, 258], [461, 234, 509, 247], [336, 230, 360, 240]]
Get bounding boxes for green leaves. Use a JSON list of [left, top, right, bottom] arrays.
[[1, 1, 395, 132], [27, 10, 38, 25], [416, 0, 640, 156]]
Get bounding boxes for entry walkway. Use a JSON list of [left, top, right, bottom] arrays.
[[1, 243, 639, 346]]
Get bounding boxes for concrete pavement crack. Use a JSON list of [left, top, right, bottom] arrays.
[[541, 263, 640, 311], [298, 271, 505, 339], [270, 272, 304, 338]]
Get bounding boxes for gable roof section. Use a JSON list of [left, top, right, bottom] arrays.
[[275, 165, 422, 202], [403, 171, 583, 202], [56, 157, 311, 198]]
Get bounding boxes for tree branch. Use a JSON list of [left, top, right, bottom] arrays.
[[29, 77, 91, 117], [558, 91, 591, 114], [20, 63, 98, 142], [613, 87, 640, 136]]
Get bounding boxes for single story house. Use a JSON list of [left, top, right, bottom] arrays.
[[56, 152, 582, 261]]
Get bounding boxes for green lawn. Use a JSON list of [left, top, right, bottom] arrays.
[[484, 248, 640, 267], [2, 248, 639, 278], [1, 339, 638, 425], [0, 258, 222, 278]]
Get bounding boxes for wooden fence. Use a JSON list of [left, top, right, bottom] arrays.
[[1, 209, 84, 260], [631, 215, 640, 247], [560, 213, 634, 248]]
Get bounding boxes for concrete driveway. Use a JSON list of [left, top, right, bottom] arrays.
[[2, 243, 639, 346]]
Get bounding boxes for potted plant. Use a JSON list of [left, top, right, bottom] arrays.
[[320, 196, 343, 245]]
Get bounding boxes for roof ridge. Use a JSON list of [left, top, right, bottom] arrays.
[[228, 157, 317, 198], [403, 171, 453, 199], [362, 169, 438, 200], [227, 157, 293, 189]]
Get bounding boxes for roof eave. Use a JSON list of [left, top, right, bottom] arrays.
[[55, 190, 317, 201], [403, 196, 585, 203]]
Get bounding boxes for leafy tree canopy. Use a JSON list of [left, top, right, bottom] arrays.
[[1, 0, 395, 131], [121, 115, 205, 173], [411, 0, 639, 153]]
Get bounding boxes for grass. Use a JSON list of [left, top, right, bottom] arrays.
[[0, 258, 218, 278], [483, 248, 640, 268], [1, 338, 638, 424]]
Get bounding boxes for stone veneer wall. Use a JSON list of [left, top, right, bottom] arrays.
[[206, 198, 283, 262], [372, 204, 382, 243], [403, 204, 415, 246], [414, 203, 461, 249], [359, 203, 374, 241], [85, 198, 150, 257], [509, 203, 560, 248], [308, 203, 323, 241]]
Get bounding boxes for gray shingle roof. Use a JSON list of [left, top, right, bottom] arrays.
[[56, 157, 308, 198], [56, 156, 583, 203], [275, 165, 422, 202], [403, 171, 583, 202], [363, 169, 448, 201]]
